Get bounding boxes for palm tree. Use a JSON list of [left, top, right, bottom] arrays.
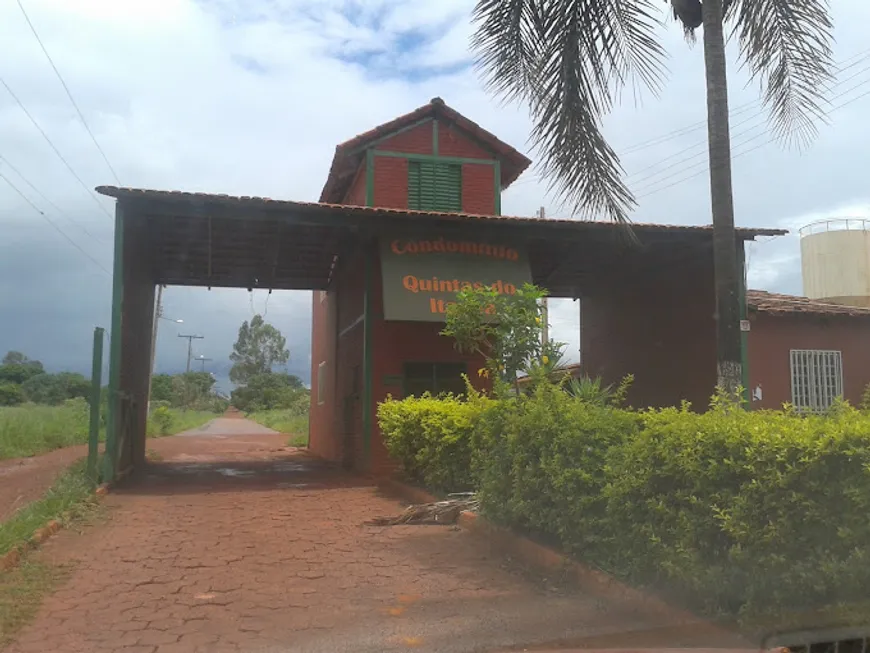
[[471, 0, 834, 396]]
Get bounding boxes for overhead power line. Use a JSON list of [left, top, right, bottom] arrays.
[[16, 0, 122, 186], [0, 75, 114, 220], [0, 153, 103, 242], [0, 170, 110, 275], [635, 83, 870, 200], [627, 56, 870, 187], [507, 47, 870, 192]]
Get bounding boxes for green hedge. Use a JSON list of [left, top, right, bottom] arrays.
[[378, 392, 491, 494], [378, 387, 870, 618]]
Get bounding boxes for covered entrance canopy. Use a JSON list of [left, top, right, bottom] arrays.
[[96, 185, 784, 481]]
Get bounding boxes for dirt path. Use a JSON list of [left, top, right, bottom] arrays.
[[0, 445, 88, 521], [3, 419, 748, 653]]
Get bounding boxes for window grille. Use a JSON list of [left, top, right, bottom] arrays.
[[789, 349, 843, 412]]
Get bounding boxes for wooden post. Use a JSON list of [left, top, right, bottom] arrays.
[[88, 327, 105, 480]]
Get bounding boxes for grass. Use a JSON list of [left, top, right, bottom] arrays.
[[0, 458, 101, 646], [145, 409, 216, 438], [0, 562, 71, 647], [247, 410, 309, 447], [0, 400, 217, 460], [0, 459, 99, 557], [0, 400, 92, 460]]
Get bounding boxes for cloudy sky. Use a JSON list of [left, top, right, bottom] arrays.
[[1, 0, 869, 388]]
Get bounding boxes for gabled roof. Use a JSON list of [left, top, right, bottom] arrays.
[[748, 290, 870, 317], [319, 97, 533, 203]]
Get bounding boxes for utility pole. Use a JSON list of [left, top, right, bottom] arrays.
[[148, 285, 162, 414], [196, 356, 212, 372], [178, 334, 204, 373], [147, 286, 183, 413]]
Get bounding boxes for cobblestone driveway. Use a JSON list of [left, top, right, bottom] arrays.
[[4, 421, 712, 653]]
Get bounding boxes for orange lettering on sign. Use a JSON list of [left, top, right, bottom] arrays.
[[389, 238, 520, 262]]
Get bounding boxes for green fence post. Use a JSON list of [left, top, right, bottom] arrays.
[[88, 327, 105, 480]]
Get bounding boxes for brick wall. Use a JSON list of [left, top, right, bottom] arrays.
[[372, 156, 409, 209], [462, 163, 496, 214], [439, 122, 494, 159], [368, 118, 499, 214], [377, 121, 433, 154]]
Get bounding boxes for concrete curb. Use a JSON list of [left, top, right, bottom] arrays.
[[379, 478, 703, 626], [0, 481, 112, 573]]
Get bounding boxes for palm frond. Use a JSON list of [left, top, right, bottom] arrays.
[[729, 0, 835, 147], [471, 0, 667, 223]]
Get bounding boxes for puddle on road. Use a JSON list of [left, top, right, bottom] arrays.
[[217, 467, 255, 478]]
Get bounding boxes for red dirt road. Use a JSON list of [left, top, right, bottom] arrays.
[[0, 445, 88, 521], [3, 419, 751, 653]]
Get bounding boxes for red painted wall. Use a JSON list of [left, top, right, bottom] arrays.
[[308, 289, 336, 460], [747, 313, 870, 409], [581, 259, 717, 410], [308, 252, 365, 466]]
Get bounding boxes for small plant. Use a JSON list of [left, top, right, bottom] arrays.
[[564, 374, 634, 407], [442, 283, 559, 396], [151, 406, 173, 436]]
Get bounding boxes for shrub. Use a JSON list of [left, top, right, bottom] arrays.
[[378, 390, 491, 493], [604, 403, 870, 616], [379, 383, 870, 619], [151, 406, 173, 436], [474, 383, 640, 546]]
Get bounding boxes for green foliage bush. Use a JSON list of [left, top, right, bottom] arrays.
[[377, 387, 870, 618], [378, 390, 491, 494], [231, 372, 307, 412]]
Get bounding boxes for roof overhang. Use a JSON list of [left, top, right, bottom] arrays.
[[97, 186, 787, 297]]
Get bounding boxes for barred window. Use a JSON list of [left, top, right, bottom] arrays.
[[789, 349, 843, 412]]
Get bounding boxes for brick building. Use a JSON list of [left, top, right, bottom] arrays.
[[307, 98, 782, 473], [746, 290, 870, 411]]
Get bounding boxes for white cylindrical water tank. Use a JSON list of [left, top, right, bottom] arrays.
[[800, 218, 870, 308]]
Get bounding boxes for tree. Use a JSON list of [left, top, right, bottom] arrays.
[[442, 283, 564, 395], [150, 374, 174, 403], [0, 383, 22, 406], [0, 351, 44, 385], [471, 0, 833, 395], [229, 315, 290, 385], [230, 372, 306, 412], [21, 372, 89, 405], [171, 372, 216, 408]]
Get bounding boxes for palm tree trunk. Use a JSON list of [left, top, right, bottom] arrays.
[[702, 0, 742, 398]]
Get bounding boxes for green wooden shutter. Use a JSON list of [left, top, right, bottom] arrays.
[[434, 164, 462, 212], [408, 161, 421, 210], [407, 161, 461, 212]]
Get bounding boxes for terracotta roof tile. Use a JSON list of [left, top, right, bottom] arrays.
[[747, 290, 870, 317], [94, 186, 786, 240]]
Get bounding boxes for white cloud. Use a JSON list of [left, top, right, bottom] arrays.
[[1, 0, 869, 379]]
